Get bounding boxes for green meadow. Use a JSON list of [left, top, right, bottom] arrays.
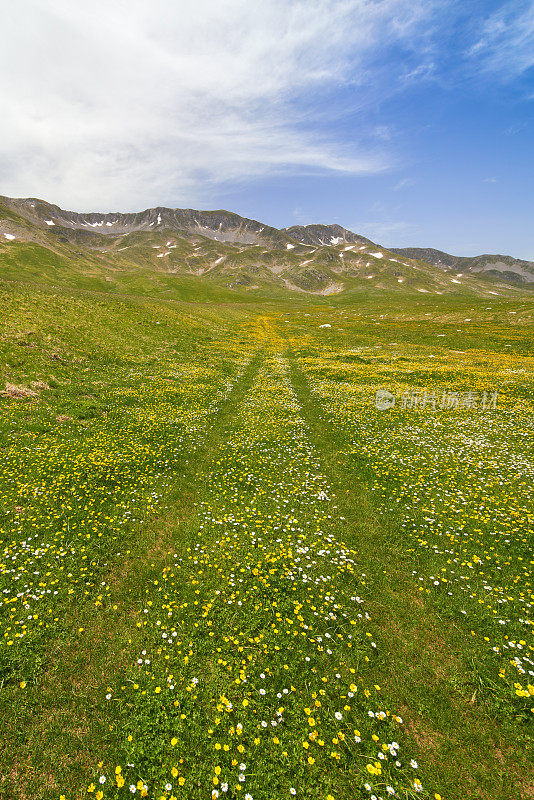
[[0, 277, 533, 800]]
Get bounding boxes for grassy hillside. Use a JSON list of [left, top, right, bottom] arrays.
[[2, 196, 532, 300], [0, 272, 533, 800]]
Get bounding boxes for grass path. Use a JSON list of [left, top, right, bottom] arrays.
[[79, 352, 428, 800], [2, 334, 532, 800], [288, 353, 534, 800], [0, 352, 264, 800]]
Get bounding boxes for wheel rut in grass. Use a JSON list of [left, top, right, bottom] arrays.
[[0, 350, 265, 800], [4, 343, 532, 800], [55, 353, 435, 800], [287, 353, 534, 800]]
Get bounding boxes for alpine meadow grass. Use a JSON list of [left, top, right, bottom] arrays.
[[0, 283, 533, 799]]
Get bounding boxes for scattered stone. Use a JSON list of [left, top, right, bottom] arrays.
[[2, 383, 37, 399]]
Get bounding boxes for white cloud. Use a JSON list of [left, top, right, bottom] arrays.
[[399, 61, 436, 84], [0, 0, 439, 210], [393, 177, 416, 190], [468, 1, 534, 79]]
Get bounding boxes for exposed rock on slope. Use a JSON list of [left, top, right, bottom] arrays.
[[391, 246, 534, 284], [0, 195, 532, 296], [282, 223, 373, 248]]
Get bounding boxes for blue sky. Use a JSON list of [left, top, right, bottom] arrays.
[[1, 0, 533, 258]]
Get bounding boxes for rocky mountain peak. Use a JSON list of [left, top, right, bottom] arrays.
[[282, 223, 373, 248]]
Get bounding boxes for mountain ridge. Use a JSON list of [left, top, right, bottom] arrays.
[[390, 246, 534, 285], [0, 194, 532, 297], [0, 196, 291, 247], [282, 223, 374, 248]]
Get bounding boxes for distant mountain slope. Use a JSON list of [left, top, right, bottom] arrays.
[[282, 223, 373, 248], [0, 195, 532, 298], [391, 246, 534, 284], [0, 196, 297, 248]]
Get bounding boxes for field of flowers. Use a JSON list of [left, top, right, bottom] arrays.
[[89, 355, 429, 800], [0, 286, 251, 695], [291, 305, 534, 723], [1, 289, 533, 800], [0, 350, 250, 685]]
